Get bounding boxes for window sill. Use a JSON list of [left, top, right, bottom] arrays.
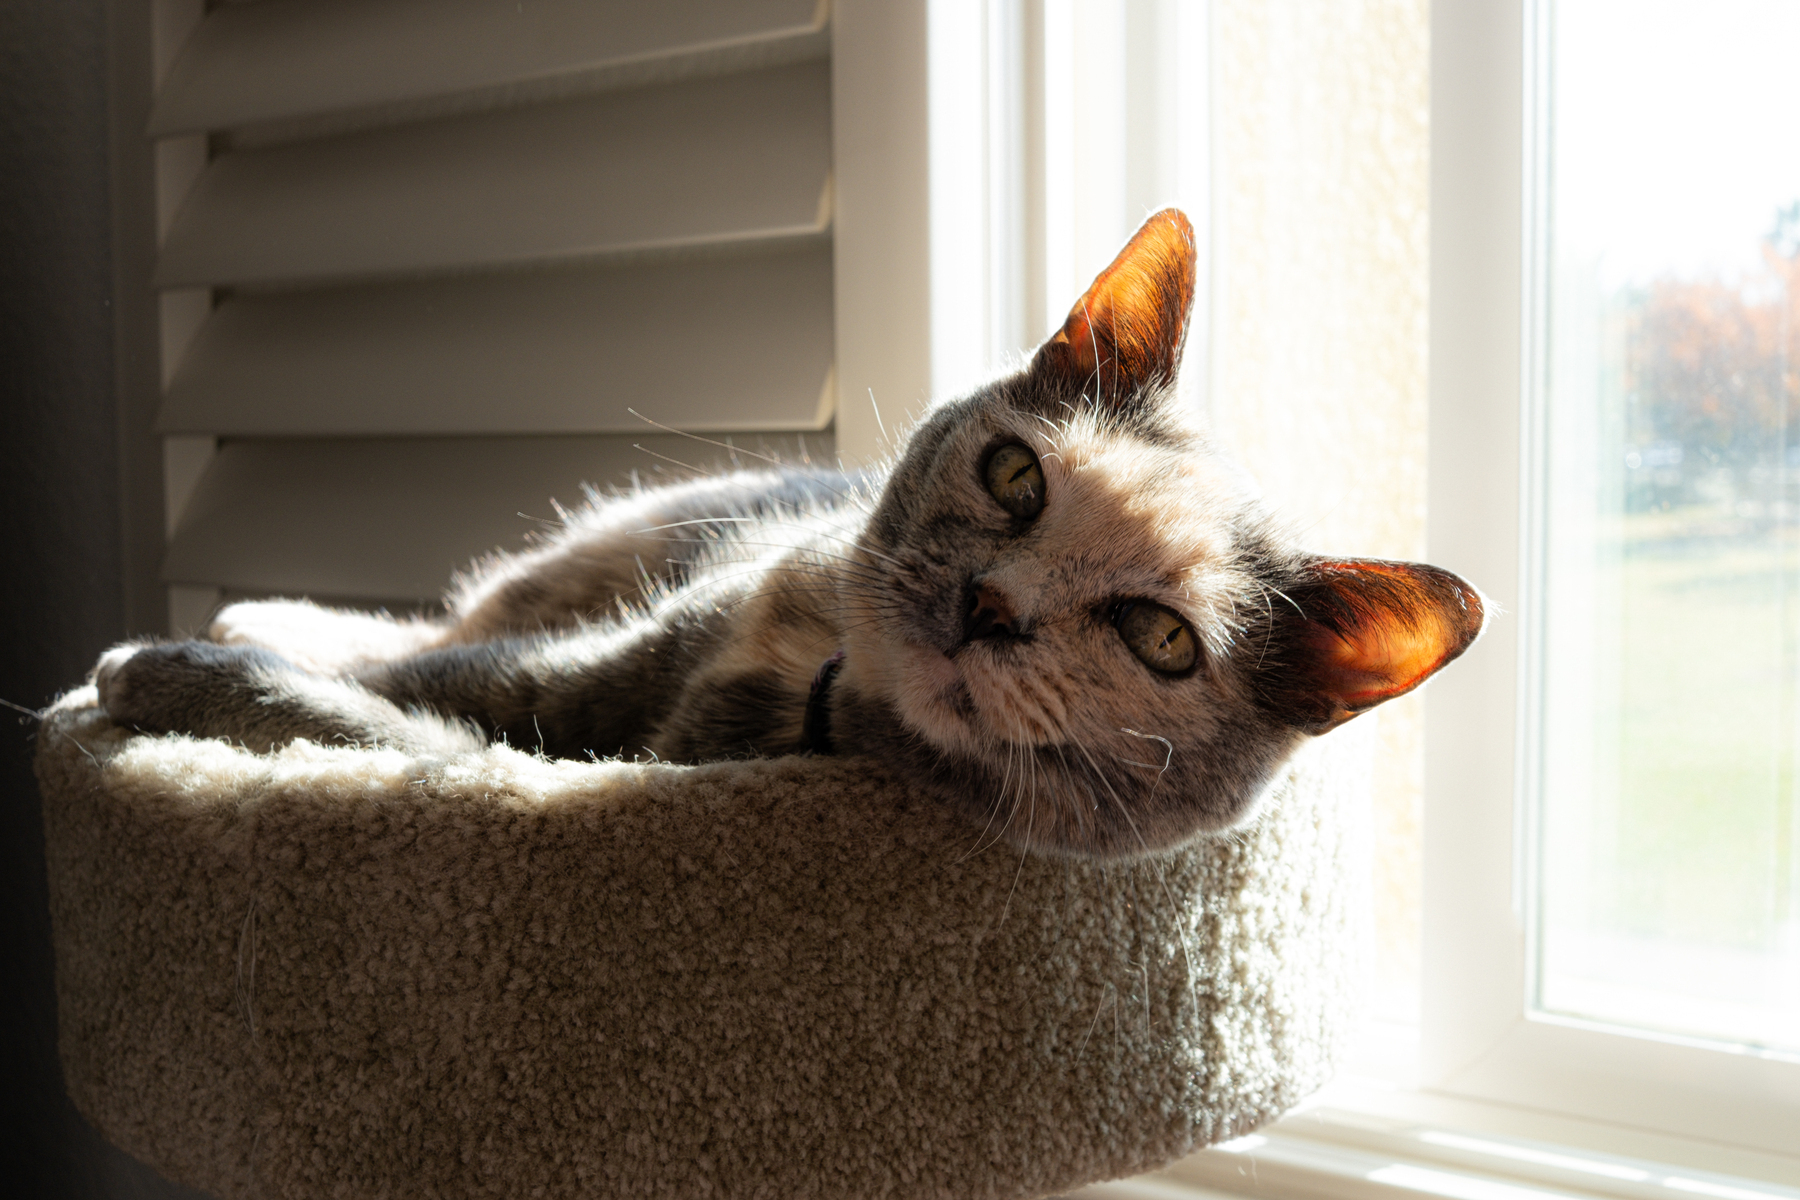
[[1072, 1023, 1800, 1200]]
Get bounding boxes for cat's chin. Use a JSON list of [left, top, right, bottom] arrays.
[[850, 637, 995, 759], [879, 640, 1060, 759], [887, 640, 978, 752]]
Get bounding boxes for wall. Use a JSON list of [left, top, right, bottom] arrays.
[[0, 0, 193, 1194], [1210, 0, 1432, 1021]]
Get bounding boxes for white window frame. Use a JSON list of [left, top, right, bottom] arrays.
[[1423, 0, 1800, 1161]]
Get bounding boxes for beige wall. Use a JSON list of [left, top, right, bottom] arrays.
[[1211, 0, 1431, 1019]]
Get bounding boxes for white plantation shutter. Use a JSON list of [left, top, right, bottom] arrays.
[[158, 433, 843, 603], [152, 0, 865, 623], [159, 249, 837, 437]]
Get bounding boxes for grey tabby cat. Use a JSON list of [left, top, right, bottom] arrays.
[[97, 209, 1483, 859]]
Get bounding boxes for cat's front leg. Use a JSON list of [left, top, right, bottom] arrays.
[[96, 640, 484, 755]]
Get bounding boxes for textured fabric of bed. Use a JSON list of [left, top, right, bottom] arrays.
[[36, 687, 1366, 1200]]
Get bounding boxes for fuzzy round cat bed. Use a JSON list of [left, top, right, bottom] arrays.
[[37, 686, 1366, 1200]]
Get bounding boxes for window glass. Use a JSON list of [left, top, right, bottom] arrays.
[[1534, 0, 1800, 1054]]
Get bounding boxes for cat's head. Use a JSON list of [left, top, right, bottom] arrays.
[[835, 209, 1484, 859]]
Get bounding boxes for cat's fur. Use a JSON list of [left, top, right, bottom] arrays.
[[97, 210, 1483, 859]]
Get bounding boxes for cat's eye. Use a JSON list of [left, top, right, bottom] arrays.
[[984, 443, 1045, 519], [1114, 601, 1199, 675]]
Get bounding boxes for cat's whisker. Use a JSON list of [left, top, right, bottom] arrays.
[[995, 774, 1035, 933], [988, 715, 1036, 853], [629, 515, 769, 534], [1046, 742, 1084, 842], [638, 560, 884, 616], [1074, 734, 1203, 1024], [630, 444, 718, 477], [960, 718, 1031, 862], [1116, 728, 1175, 795], [643, 535, 893, 580], [625, 409, 788, 469], [1000, 738, 1026, 855], [682, 580, 887, 616], [800, 530, 906, 569], [626, 409, 866, 508]]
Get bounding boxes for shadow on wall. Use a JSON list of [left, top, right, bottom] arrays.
[[0, 2, 202, 1196]]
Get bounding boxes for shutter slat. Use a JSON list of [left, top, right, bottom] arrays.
[[160, 248, 834, 436], [156, 63, 832, 289], [150, 0, 826, 138], [164, 432, 837, 602]]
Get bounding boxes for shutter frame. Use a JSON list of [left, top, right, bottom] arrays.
[[154, 0, 851, 608]]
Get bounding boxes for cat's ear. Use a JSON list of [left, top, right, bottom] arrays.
[[1031, 207, 1197, 406], [1262, 559, 1486, 733]]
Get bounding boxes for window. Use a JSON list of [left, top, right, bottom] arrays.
[[1529, 0, 1800, 1060], [1422, 0, 1800, 1159], [1129, 2, 1800, 1196]]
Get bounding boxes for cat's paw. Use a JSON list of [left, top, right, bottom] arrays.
[[94, 640, 177, 732], [94, 640, 288, 737]]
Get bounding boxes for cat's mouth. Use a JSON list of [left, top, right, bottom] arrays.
[[888, 637, 1067, 751], [850, 566, 1065, 751], [880, 638, 979, 753], [895, 639, 965, 710]]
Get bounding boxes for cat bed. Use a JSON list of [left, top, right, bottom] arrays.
[[36, 686, 1367, 1200]]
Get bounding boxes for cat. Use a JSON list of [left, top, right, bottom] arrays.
[[95, 209, 1483, 860]]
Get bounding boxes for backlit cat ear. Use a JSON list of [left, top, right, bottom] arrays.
[[1034, 208, 1197, 405], [1264, 559, 1486, 733]]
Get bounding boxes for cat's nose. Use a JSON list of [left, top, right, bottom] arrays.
[[964, 580, 1021, 642]]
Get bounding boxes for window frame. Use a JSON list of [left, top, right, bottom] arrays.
[[1421, 0, 1800, 1159]]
